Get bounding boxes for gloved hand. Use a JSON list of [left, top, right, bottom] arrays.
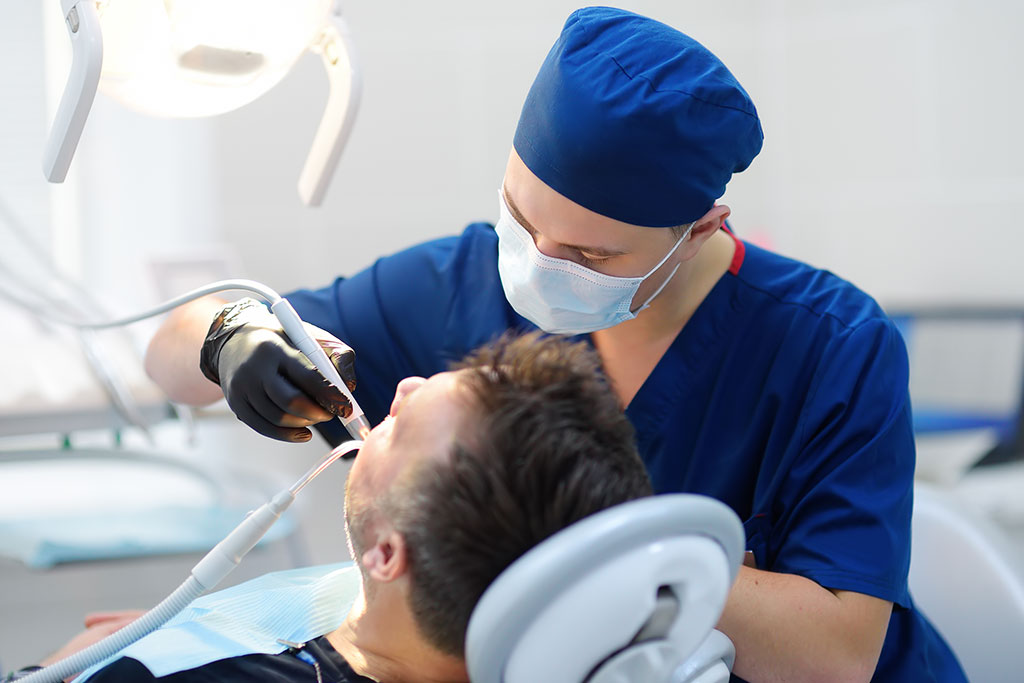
[[199, 298, 357, 442]]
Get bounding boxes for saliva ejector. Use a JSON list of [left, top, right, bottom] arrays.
[[20, 440, 364, 683]]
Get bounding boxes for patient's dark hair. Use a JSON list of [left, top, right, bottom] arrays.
[[393, 332, 652, 658]]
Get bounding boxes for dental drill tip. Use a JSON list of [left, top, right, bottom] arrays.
[[345, 414, 373, 442]]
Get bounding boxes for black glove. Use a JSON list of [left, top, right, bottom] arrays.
[[199, 298, 357, 442]]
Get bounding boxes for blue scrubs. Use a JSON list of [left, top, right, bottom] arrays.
[[287, 223, 966, 682]]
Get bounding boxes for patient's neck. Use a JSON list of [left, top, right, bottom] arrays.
[[327, 586, 469, 683]]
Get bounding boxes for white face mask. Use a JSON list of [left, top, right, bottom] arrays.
[[496, 191, 692, 334]]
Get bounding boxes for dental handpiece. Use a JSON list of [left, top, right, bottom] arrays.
[[269, 298, 372, 440], [30, 278, 373, 441]]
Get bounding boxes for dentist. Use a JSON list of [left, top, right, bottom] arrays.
[[145, 7, 965, 682]]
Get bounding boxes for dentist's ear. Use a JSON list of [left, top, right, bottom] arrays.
[[690, 205, 731, 241], [678, 204, 731, 260], [361, 531, 409, 583]]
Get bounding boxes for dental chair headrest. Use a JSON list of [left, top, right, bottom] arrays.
[[465, 493, 744, 683]]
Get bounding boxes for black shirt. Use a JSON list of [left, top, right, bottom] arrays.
[[85, 636, 374, 682]]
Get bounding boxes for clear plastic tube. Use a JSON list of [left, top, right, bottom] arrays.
[[290, 439, 364, 496], [20, 440, 363, 683]]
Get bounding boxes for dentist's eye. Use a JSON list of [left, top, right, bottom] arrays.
[[578, 253, 611, 268]]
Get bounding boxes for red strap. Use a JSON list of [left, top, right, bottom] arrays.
[[720, 222, 745, 275]]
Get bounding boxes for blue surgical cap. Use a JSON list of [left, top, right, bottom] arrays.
[[513, 7, 764, 227]]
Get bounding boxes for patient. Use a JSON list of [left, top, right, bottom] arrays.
[[24, 333, 652, 682]]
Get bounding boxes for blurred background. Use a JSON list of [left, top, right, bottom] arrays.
[[1, 0, 1022, 671]]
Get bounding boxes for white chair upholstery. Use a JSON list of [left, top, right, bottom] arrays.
[[670, 629, 735, 683], [466, 494, 744, 683], [909, 483, 1024, 681]]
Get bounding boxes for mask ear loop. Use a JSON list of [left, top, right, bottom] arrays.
[[632, 221, 696, 313]]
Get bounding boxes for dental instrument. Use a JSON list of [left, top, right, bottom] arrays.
[[18, 439, 363, 683], [22, 278, 372, 441]]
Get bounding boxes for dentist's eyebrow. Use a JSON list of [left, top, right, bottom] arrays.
[[501, 187, 628, 257]]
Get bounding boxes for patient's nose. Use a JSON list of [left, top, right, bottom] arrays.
[[389, 376, 427, 416]]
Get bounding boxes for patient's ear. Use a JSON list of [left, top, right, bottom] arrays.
[[360, 530, 408, 583]]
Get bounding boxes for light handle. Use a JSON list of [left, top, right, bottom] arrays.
[[42, 0, 103, 182], [297, 4, 362, 206]]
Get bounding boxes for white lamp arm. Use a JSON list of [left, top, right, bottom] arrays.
[[43, 0, 103, 183], [297, 3, 362, 206]]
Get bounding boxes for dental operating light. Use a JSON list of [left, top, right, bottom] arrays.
[[44, 0, 361, 205]]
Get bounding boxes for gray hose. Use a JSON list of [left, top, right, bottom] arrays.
[[19, 576, 205, 683]]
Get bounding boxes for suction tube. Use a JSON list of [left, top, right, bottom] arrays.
[[19, 440, 363, 683]]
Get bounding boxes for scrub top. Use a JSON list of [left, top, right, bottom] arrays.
[[287, 223, 966, 682]]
